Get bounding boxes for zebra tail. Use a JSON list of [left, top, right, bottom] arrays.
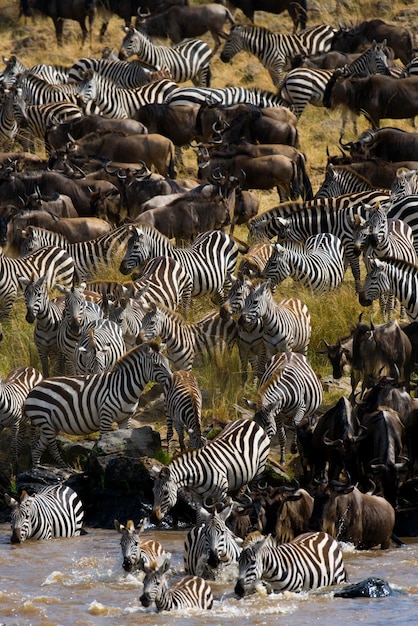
[[231, 234, 249, 253]]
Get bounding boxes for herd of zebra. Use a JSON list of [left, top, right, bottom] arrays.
[[1, 2, 418, 614]]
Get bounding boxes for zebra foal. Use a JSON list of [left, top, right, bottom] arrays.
[[235, 530, 347, 596], [114, 518, 168, 573], [163, 370, 205, 452], [23, 342, 171, 468], [5, 484, 84, 543]]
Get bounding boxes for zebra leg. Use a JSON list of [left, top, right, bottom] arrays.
[[276, 421, 287, 465]]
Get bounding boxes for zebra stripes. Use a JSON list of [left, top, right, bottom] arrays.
[[75, 318, 126, 375], [359, 257, 418, 321], [119, 26, 213, 87], [261, 233, 346, 294], [150, 418, 270, 523], [251, 351, 323, 463], [21, 224, 133, 281], [15, 73, 80, 106], [390, 168, 418, 199], [235, 530, 346, 596], [165, 84, 289, 107], [0, 366, 43, 471], [220, 24, 336, 87], [24, 342, 171, 468], [5, 484, 84, 543], [315, 164, 383, 198], [0, 245, 75, 319], [114, 518, 167, 573], [163, 370, 205, 452], [140, 555, 214, 611], [77, 71, 179, 118], [68, 57, 152, 87], [119, 224, 241, 303], [184, 502, 241, 580], [0, 87, 19, 148]]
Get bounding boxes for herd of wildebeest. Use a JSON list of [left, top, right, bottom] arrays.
[[2, 0, 418, 610]]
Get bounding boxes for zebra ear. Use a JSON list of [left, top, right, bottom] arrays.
[[4, 494, 18, 508], [114, 519, 124, 533], [136, 518, 148, 533]]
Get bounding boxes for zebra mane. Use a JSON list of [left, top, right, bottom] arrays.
[[111, 340, 161, 371], [327, 164, 376, 186], [134, 222, 175, 246], [373, 256, 418, 271]]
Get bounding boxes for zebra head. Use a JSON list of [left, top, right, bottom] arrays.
[[77, 69, 98, 105], [5, 491, 34, 543], [239, 280, 271, 326], [119, 226, 149, 275], [18, 273, 46, 323], [253, 402, 281, 440], [139, 554, 171, 608], [261, 244, 290, 287], [350, 213, 370, 256], [114, 518, 145, 572], [235, 532, 271, 597], [150, 466, 178, 525], [119, 26, 144, 61], [358, 259, 390, 307], [200, 501, 240, 570], [220, 25, 246, 63], [367, 204, 388, 248], [138, 301, 161, 343], [58, 283, 88, 332]]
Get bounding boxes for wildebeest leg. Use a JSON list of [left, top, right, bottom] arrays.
[[54, 18, 63, 46]]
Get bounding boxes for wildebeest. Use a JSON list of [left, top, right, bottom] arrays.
[[67, 132, 176, 178], [136, 3, 236, 50], [215, 0, 307, 33], [324, 73, 418, 129], [257, 484, 314, 543], [339, 127, 418, 163], [20, 0, 95, 46], [330, 19, 414, 65]]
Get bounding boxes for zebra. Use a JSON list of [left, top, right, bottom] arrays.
[[24, 341, 171, 468], [19, 274, 65, 377], [77, 70, 179, 119], [114, 518, 167, 573], [119, 26, 213, 87], [139, 302, 237, 371], [183, 501, 242, 581], [55, 283, 104, 375], [105, 295, 145, 350], [119, 224, 242, 304], [0, 86, 19, 148], [261, 233, 346, 295], [20, 224, 132, 281], [15, 72, 81, 106], [359, 257, 418, 321], [140, 554, 214, 611], [2, 55, 71, 87], [68, 57, 152, 87], [248, 351, 323, 463], [0, 245, 76, 319], [0, 366, 43, 472], [165, 84, 290, 107], [220, 24, 336, 87], [390, 167, 418, 199], [386, 194, 418, 256], [280, 40, 390, 126], [247, 191, 391, 290], [314, 164, 387, 199], [5, 484, 84, 543], [150, 418, 270, 524], [75, 318, 126, 375], [234, 530, 346, 597], [163, 370, 205, 452], [239, 280, 312, 359]]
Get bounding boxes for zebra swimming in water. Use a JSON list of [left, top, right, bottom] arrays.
[[114, 518, 168, 573], [5, 484, 84, 543]]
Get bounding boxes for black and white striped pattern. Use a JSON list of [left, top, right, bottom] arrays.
[[21, 224, 133, 281], [19, 274, 65, 377], [151, 418, 270, 523], [139, 302, 237, 371], [0, 366, 43, 471], [315, 164, 384, 198], [114, 518, 167, 573], [0, 87, 19, 148], [184, 502, 241, 580], [75, 318, 126, 375], [359, 257, 418, 321], [77, 71, 179, 118], [386, 195, 418, 255], [140, 555, 214, 611], [119, 224, 241, 303], [119, 26, 213, 87], [2, 55, 70, 87], [261, 233, 346, 294], [68, 57, 152, 87], [24, 342, 172, 468], [252, 351, 323, 464], [15, 73, 80, 106], [235, 530, 346, 596], [0, 245, 75, 319], [239, 281, 312, 359], [220, 24, 336, 87], [6, 484, 84, 543], [105, 296, 144, 350], [163, 370, 205, 452], [390, 168, 418, 199], [165, 84, 289, 107]]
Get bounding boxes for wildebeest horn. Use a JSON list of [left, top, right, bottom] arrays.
[[338, 131, 354, 151], [137, 6, 151, 19]]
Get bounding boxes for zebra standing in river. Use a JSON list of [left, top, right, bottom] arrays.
[[119, 224, 242, 304], [114, 518, 167, 573], [5, 484, 84, 543], [140, 555, 214, 611], [119, 26, 213, 87], [248, 351, 323, 463], [261, 233, 346, 294], [77, 71, 179, 118], [235, 530, 346, 596], [220, 24, 336, 87], [163, 370, 205, 452], [24, 342, 171, 468], [0, 366, 43, 472], [151, 418, 270, 524]]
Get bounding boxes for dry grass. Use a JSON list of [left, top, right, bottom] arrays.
[[0, 0, 417, 428]]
